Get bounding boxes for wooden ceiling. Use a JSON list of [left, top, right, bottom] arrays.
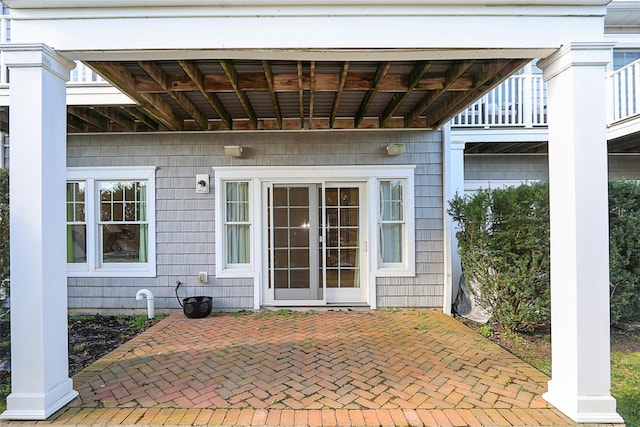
[[58, 58, 529, 133]]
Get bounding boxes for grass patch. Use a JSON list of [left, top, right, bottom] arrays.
[[1, 314, 161, 414], [611, 351, 640, 427]]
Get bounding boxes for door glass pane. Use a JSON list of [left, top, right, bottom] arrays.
[[323, 187, 360, 289], [268, 185, 313, 297]]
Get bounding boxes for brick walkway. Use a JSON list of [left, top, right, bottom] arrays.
[[1, 310, 609, 426]]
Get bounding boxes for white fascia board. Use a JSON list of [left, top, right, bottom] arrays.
[[66, 84, 134, 106], [9, 14, 605, 60], [451, 127, 549, 143], [0, 84, 132, 107], [2, 0, 612, 9]]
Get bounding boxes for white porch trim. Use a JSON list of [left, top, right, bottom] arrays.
[[539, 42, 624, 424], [0, 43, 78, 420], [442, 124, 466, 315]]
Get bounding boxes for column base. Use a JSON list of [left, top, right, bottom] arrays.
[[544, 381, 625, 424], [0, 379, 78, 420]]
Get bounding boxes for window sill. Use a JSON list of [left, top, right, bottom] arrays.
[[67, 265, 156, 278]]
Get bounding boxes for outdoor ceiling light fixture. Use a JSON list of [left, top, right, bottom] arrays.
[[224, 145, 244, 157], [386, 143, 406, 156]]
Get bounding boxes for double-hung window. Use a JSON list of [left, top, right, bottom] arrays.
[[67, 167, 156, 277], [216, 179, 253, 276], [377, 177, 414, 276]]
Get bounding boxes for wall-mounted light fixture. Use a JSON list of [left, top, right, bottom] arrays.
[[224, 145, 243, 157], [386, 143, 406, 156], [196, 173, 210, 194]]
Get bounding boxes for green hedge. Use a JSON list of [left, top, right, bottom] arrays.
[[448, 183, 551, 332], [449, 180, 640, 331], [609, 180, 640, 325]]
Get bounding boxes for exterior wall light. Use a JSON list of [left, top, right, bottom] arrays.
[[224, 145, 243, 157], [386, 143, 406, 156]]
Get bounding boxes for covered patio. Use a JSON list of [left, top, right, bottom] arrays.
[[5, 310, 578, 426], [0, 0, 624, 423]]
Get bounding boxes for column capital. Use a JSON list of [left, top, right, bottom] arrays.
[[0, 43, 75, 82], [538, 42, 616, 81]]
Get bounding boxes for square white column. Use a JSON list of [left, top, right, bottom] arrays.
[[0, 43, 78, 420], [538, 42, 624, 424], [442, 123, 466, 314]]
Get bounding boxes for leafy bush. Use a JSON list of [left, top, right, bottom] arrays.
[[608, 180, 640, 324], [448, 183, 551, 332]]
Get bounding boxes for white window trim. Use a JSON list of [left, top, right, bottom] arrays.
[[67, 166, 157, 278], [213, 166, 416, 281]]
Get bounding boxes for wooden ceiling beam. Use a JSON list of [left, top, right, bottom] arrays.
[[219, 59, 258, 129], [330, 62, 349, 129], [379, 61, 432, 127], [179, 60, 233, 130], [138, 61, 209, 129], [309, 61, 316, 129], [68, 107, 109, 131], [427, 60, 525, 128], [122, 107, 163, 131], [262, 60, 283, 130], [136, 71, 474, 93], [93, 107, 137, 132], [355, 62, 391, 128], [67, 114, 88, 132], [298, 61, 304, 129], [404, 60, 474, 126], [88, 61, 183, 131]]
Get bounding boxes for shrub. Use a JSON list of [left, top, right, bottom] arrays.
[[448, 183, 551, 332], [608, 180, 640, 324]]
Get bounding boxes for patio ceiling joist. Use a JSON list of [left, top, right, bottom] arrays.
[[68, 58, 531, 133]]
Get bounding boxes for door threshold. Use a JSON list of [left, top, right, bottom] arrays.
[[261, 303, 371, 312]]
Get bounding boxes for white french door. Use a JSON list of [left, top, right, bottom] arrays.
[[263, 181, 367, 305]]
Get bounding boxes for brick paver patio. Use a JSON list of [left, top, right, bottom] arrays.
[[0, 310, 620, 426]]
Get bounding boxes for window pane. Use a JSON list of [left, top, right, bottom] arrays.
[[380, 223, 403, 263], [226, 224, 250, 264], [380, 180, 404, 221], [102, 224, 146, 263], [67, 225, 86, 263], [66, 182, 85, 222], [226, 182, 249, 222]]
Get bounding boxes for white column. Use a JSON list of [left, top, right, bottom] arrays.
[[538, 43, 624, 424], [0, 44, 77, 420], [442, 123, 466, 315]]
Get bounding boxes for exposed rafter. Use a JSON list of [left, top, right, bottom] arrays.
[[219, 59, 258, 129], [404, 60, 474, 127], [179, 60, 233, 130], [355, 62, 391, 128], [379, 61, 431, 127], [330, 62, 350, 129], [297, 61, 304, 129], [138, 61, 209, 129], [93, 107, 137, 132], [427, 60, 525, 128], [309, 61, 316, 129], [262, 60, 283, 130], [68, 107, 109, 131], [87, 61, 183, 131]]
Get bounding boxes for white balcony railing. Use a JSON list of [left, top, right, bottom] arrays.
[[607, 59, 640, 124], [451, 70, 547, 128]]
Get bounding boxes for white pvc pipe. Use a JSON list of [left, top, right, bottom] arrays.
[[135, 288, 155, 319]]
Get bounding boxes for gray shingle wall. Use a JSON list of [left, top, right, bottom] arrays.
[[66, 130, 445, 313], [465, 153, 640, 182]]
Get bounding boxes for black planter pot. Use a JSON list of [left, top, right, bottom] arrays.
[[182, 296, 212, 319], [175, 281, 212, 318]]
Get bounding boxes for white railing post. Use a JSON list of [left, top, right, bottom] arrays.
[[523, 65, 533, 128]]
